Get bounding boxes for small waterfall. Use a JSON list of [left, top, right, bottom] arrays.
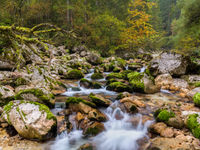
[[140, 66, 146, 73], [50, 114, 85, 150], [63, 86, 116, 96], [93, 101, 152, 150]]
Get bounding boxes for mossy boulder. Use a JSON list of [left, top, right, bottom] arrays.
[[106, 73, 125, 80], [154, 109, 175, 122], [64, 69, 84, 79], [106, 82, 132, 92], [66, 97, 96, 109], [83, 122, 105, 137], [14, 88, 55, 108], [91, 73, 104, 80], [193, 93, 200, 107], [128, 72, 145, 93], [128, 71, 159, 94], [2, 100, 57, 140], [186, 114, 200, 139], [89, 93, 111, 107], [128, 63, 142, 71], [80, 78, 102, 89]]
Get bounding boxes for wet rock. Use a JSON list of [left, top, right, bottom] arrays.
[[88, 109, 107, 122], [155, 74, 173, 89], [128, 63, 142, 71], [148, 136, 198, 150], [80, 78, 102, 89], [86, 53, 102, 65], [64, 69, 84, 79], [76, 112, 85, 123], [107, 82, 132, 93], [160, 127, 174, 138], [78, 143, 94, 150], [120, 96, 146, 108], [91, 73, 104, 80], [89, 93, 111, 107], [2, 101, 57, 140], [83, 121, 105, 137], [170, 78, 189, 91], [167, 116, 184, 129], [57, 116, 67, 134], [116, 92, 131, 100], [149, 52, 188, 76], [120, 100, 138, 114], [14, 88, 55, 108], [128, 72, 159, 94], [149, 122, 167, 135]]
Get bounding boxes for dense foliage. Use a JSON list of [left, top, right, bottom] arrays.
[[0, 0, 199, 56]]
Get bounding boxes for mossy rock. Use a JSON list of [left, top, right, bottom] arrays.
[[106, 82, 132, 92], [154, 109, 175, 122], [106, 73, 124, 80], [15, 88, 54, 108], [186, 114, 200, 139], [102, 63, 114, 72], [128, 72, 145, 93], [15, 77, 29, 87], [80, 78, 102, 89], [89, 93, 111, 107], [84, 122, 105, 137], [91, 73, 104, 80], [113, 67, 121, 73], [66, 97, 96, 108], [193, 93, 200, 107], [2, 100, 57, 140], [65, 69, 84, 79]]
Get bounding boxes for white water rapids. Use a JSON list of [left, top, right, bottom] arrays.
[[50, 69, 152, 150], [50, 102, 152, 150]]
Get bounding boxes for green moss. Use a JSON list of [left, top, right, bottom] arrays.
[[193, 93, 200, 107], [85, 126, 100, 136], [65, 69, 84, 79], [113, 67, 121, 72], [80, 78, 102, 89], [186, 114, 200, 139], [187, 114, 199, 130], [91, 73, 104, 80], [155, 109, 175, 122], [66, 97, 96, 108], [24, 101, 56, 121], [194, 82, 200, 87], [128, 72, 145, 93], [15, 77, 28, 86], [89, 93, 108, 107], [15, 89, 54, 108], [106, 73, 124, 80], [2, 101, 14, 124], [107, 82, 132, 92]]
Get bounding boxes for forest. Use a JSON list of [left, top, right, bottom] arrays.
[[0, 0, 200, 150]]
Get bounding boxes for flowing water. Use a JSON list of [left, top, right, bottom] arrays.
[[50, 70, 153, 150]]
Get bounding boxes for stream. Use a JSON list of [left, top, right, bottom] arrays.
[[50, 68, 153, 150]]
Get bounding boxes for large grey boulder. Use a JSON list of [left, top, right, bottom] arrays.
[[149, 53, 188, 76], [2, 101, 57, 141]]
